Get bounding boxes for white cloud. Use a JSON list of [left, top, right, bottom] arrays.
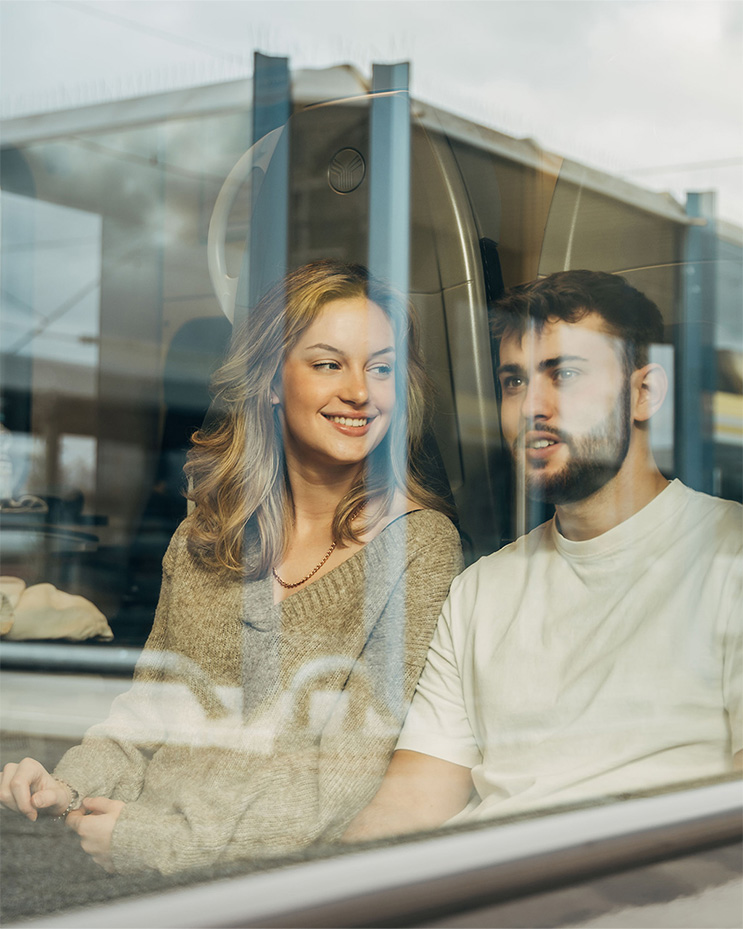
[[1, 0, 741, 222]]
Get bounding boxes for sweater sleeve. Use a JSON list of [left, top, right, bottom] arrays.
[[52, 529, 182, 802]]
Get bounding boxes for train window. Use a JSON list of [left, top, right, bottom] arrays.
[[1, 25, 741, 929]]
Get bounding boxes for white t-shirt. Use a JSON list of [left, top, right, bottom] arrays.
[[397, 480, 743, 820]]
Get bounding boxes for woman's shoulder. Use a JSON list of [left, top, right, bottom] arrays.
[[162, 514, 199, 573], [377, 504, 462, 558], [407, 509, 462, 559], [405, 507, 460, 539]]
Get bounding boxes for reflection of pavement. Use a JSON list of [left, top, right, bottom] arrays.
[[0, 731, 168, 923], [0, 806, 227, 924], [423, 844, 743, 929], [0, 731, 254, 924], [0, 730, 309, 925]]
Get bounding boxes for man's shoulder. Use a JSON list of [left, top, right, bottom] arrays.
[[673, 482, 742, 544], [448, 519, 553, 602]]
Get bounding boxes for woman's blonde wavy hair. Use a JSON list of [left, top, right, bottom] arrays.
[[185, 259, 451, 578]]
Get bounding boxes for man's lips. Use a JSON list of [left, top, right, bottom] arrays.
[[515, 429, 566, 461]]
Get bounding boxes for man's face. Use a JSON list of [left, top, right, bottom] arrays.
[[497, 314, 632, 505]]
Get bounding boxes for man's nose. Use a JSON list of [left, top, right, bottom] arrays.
[[340, 367, 369, 405], [521, 375, 554, 422]]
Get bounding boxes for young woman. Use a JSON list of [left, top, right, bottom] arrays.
[[0, 260, 463, 875]]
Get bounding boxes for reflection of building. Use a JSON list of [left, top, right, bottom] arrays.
[[1, 63, 741, 644]]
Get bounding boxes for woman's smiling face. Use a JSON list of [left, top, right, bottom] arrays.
[[275, 297, 397, 473]]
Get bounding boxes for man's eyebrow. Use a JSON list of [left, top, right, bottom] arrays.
[[496, 362, 525, 378], [496, 355, 589, 378], [538, 354, 588, 371]]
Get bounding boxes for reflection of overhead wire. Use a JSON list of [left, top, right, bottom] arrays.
[[626, 156, 743, 175], [3, 237, 149, 355], [2, 236, 101, 253], [4, 277, 100, 355], [56, 0, 248, 63], [71, 136, 230, 187]]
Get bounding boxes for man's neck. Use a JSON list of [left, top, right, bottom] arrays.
[[555, 456, 669, 542]]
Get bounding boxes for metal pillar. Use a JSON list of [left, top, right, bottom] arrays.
[[368, 62, 411, 297], [235, 52, 291, 323], [367, 62, 412, 718], [676, 192, 717, 493]]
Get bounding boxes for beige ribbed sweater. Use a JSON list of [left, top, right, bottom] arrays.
[[54, 509, 462, 874]]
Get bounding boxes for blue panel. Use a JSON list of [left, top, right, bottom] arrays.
[[235, 53, 291, 321], [676, 192, 717, 493], [368, 62, 411, 297]]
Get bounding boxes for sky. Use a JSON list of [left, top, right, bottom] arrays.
[[1, 0, 742, 225]]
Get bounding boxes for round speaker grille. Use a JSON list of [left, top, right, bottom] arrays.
[[328, 148, 366, 194]]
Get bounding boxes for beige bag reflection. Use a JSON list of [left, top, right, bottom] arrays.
[[0, 577, 113, 641]]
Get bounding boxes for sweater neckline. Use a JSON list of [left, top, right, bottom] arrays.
[[272, 508, 427, 607]]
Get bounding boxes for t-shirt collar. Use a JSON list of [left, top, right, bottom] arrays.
[[551, 479, 684, 560]]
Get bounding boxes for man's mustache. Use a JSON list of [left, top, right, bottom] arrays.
[[512, 424, 570, 454]]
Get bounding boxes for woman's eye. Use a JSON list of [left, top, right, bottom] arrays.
[[554, 368, 578, 383], [313, 361, 341, 371], [369, 363, 393, 377]]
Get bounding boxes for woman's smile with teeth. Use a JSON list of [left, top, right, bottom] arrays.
[[325, 414, 370, 427]]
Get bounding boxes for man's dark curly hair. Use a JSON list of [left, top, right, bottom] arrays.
[[491, 270, 665, 375]]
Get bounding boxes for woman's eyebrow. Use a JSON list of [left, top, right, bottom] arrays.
[[303, 343, 396, 357], [305, 342, 344, 355]]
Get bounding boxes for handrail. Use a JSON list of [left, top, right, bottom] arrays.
[[206, 126, 283, 321], [12, 778, 742, 928]]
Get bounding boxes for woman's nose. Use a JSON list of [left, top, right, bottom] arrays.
[[340, 367, 369, 405]]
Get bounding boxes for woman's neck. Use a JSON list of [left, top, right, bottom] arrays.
[[284, 458, 362, 529]]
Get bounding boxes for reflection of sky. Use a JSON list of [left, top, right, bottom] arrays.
[[1, 1, 741, 225], [1, 192, 101, 368]]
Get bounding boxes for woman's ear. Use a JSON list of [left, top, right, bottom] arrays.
[[270, 388, 280, 406], [632, 363, 668, 423]]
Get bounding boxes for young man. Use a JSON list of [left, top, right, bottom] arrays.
[[345, 270, 742, 841]]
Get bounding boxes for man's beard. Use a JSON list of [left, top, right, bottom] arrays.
[[515, 379, 632, 505]]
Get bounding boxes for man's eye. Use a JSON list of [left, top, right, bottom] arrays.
[[554, 368, 578, 383], [501, 376, 525, 391]]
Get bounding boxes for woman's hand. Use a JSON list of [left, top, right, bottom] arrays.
[[66, 797, 125, 873], [0, 758, 71, 820]]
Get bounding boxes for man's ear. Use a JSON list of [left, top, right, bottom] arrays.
[[632, 363, 668, 423]]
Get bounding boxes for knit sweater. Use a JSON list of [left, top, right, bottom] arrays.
[[54, 509, 462, 874]]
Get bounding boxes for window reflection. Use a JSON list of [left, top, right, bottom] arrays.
[[0, 63, 741, 925]]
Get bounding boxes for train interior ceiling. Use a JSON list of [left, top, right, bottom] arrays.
[[1, 64, 741, 647]]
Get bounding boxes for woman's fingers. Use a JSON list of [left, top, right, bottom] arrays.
[[82, 796, 124, 815], [0, 762, 21, 812], [66, 801, 122, 873], [65, 808, 85, 832], [0, 758, 69, 820], [31, 785, 69, 812]]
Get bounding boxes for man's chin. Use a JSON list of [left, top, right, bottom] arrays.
[[525, 462, 621, 506]]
